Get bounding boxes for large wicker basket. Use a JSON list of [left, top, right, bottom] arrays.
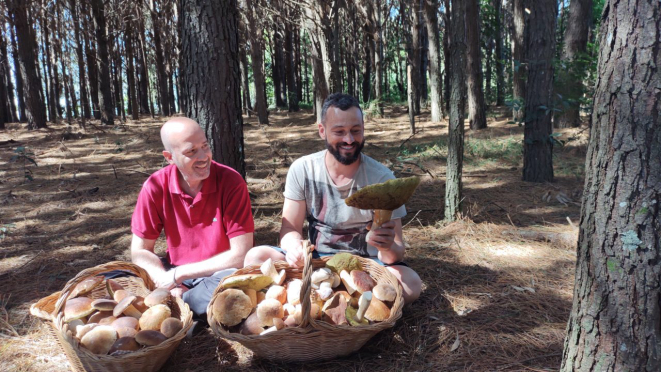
[[207, 251, 404, 362], [31, 261, 193, 372]]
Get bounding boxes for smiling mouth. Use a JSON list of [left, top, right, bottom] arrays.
[[194, 162, 209, 170]]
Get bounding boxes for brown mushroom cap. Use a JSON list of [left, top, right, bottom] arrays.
[[239, 312, 264, 335], [113, 295, 141, 318], [75, 323, 97, 340], [364, 297, 390, 322], [144, 288, 171, 307], [108, 336, 141, 354], [115, 327, 138, 338], [64, 297, 95, 322], [322, 294, 348, 325], [221, 274, 273, 291], [105, 279, 124, 298], [265, 285, 287, 304], [71, 276, 104, 298], [87, 311, 113, 324], [113, 289, 130, 303], [344, 176, 421, 211], [350, 270, 376, 293], [98, 315, 118, 326], [133, 296, 149, 312], [139, 304, 172, 331], [256, 298, 284, 327], [212, 289, 253, 327], [286, 279, 303, 305], [80, 325, 118, 354], [160, 317, 183, 338], [135, 330, 168, 346], [111, 316, 139, 331], [91, 299, 118, 312], [373, 283, 397, 303], [67, 319, 85, 334], [325, 253, 362, 274]]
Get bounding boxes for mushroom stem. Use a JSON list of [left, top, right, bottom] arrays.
[[373, 209, 393, 229], [356, 291, 372, 321]]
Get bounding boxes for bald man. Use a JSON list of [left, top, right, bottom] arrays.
[[130, 117, 254, 319]]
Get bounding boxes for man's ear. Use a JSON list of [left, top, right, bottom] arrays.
[[163, 150, 174, 164], [318, 122, 326, 140]]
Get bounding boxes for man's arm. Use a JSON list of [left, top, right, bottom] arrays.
[[131, 234, 176, 288], [368, 218, 406, 265], [279, 198, 308, 267], [171, 232, 254, 283]]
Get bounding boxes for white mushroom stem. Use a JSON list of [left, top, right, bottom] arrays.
[[311, 268, 332, 284], [340, 270, 357, 295], [260, 258, 279, 282], [356, 291, 373, 321], [331, 272, 341, 288], [318, 281, 333, 300], [274, 269, 286, 285], [373, 209, 394, 229]]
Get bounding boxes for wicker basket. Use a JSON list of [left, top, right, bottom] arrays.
[[207, 251, 404, 362], [31, 261, 193, 372]]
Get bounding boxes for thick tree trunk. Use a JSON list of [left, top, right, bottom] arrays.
[[555, 0, 592, 128], [285, 20, 299, 112], [8, 0, 47, 129], [408, 0, 421, 115], [0, 31, 18, 123], [42, 15, 57, 122], [423, 0, 442, 123], [466, 0, 487, 130], [511, 0, 526, 122], [445, 0, 467, 221], [493, 0, 505, 106], [83, 1, 100, 120], [420, 21, 428, 103], [180, 0, 246, 177], [561, 1, 661, 370], [90, 0, 114, 125], [521, 0, 556, 183], [442, 0, 451, 116], [9, 23, 26, 122], [272, 27, 287, 108], [71, 0, 90, 121], [136, 12, 151, 115], [0, 33, 9, 126], [151, 7, 170, 117], [125, 28, 139, 121], [243, 0, 268, 124]]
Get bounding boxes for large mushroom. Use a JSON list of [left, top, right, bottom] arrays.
[[212, 288, 253, 327], [344, 176, 420, 228]]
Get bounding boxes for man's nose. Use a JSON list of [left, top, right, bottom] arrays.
[[343, 133, 355, 144]]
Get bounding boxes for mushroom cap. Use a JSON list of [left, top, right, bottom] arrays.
[[350, 270, 376, 293], [75, 323, 97, 340], [113, 295, 137, 317], [135, 330, 168, 346], [116, 327, 138, 338], [87, 310, 113, 324], [144, 288, 171, 307], [113, 289, 130, 303], [80, 325, 118, 354], [71, 276, 104, 298], [364, 297, 391, 322], [344, 176, 421, 211], [239, 312, 264, 335], [111, 316, 139, 331], [322, 294, 348, 325], [139, 304, 172, 331], [212, 289, 253, 327], [108, 336, 141, 354], [221, 274, 273, 291], [325, 253, 362, 274], [67, 319, 85, 334], [98, 315, 118, 326], [265, 285, 287, 304], [243, 289, 257, 308], [105, 279, 124, 298], [160, 317, 183, 338], [133, 296, 149, 313], [373, 283, 397, 302], [64, 297, 95, 322], [310, 303, 322, 320], [286, 279, 303, 305], [256, 298, 284, 327], [91, 299, 118, 312]]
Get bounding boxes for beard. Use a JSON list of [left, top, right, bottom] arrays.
[[326, 139, 365, 165]]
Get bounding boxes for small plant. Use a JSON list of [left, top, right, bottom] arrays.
[[10, 146, 37, 182], [114, 140, 124, 153], [0, 224, 15, 240]]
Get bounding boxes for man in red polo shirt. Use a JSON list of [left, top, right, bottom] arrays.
[[131, 117, 254, 318]]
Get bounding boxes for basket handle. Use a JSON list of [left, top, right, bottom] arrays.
[[297, 241, 314, 328], [54, 261, 155, 315]]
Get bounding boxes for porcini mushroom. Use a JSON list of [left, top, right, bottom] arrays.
[[221, 274, 273, 291], [321, 293, 348, 325], [316, 281, 333, 300], [325, 253, 362, 274], [364, 297, 391, 322], [260, 258, 286, 285], [239, 312, 264, 335], [135, 330, 168, 347], [286, 279, 303, 305], [373, 283, 397, 303], [113, 295, 142, 319], [212, 289, 253, 327], [344, 176, 421, 228], [350, 270, 376, 293], [139, 304, 171, 331], [91, 299, 118, 312], [256, 298, 284, 327], [64, 297, 95, 322], [80, 325, 118, 354], [70, 276, 104, 298], [346, 291, 372, 326], [339, 270, 358, 295], [265, 285, 287, 304], [260, 317, 285, 335], [160, 318, 183, 338], [108, 336, 141, 354], [105, 279, 124, 298], [111, 316, 139, 331], [243, 288, 257, 308], [144, 288, 171, 307], [311, 268, 332, 287]]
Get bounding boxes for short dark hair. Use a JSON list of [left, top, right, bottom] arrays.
[[320, 93, 362, 124]]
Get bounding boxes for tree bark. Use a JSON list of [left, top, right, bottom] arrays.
[[0, 30, 18, 123], [70, 0, 90, 121], [561, 1, 661, 370], [521, 0, 556, 183], [136, 8, 151, 115], [242, 0, 268, 124], [180, 0, 246, 177], [8, 0, 47, 129], [493, 0, 505, 106], [125, 27, 139, 120], [511, 0, 526, 122], [423, 0, 442, 122], [9, 21, 26, 122], [82, 1, 100, 120], [445, 0, 467, 221], [442, 0, 451, 116], [272, 24, 287, 107], [239, 42, 252, 115], [362, 35, 372, 103], [408, 0, 421, 115], [285, 12, 299, 112], [151, 3, 171, 116], [466, 0, 487, 130], [90, 0, 114, 125], [555, 0, 592, 128]]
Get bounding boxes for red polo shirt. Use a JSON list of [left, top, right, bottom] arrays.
[[131, 161, 254, 266]]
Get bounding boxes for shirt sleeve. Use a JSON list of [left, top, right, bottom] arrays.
[[131, 178, 164, 240], [222, 173, 255, 239], [283, 158, 306, 201]]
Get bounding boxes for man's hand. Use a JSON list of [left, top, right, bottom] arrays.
[[154, 268, 177, 290], [170, 285, 189, 299], [284, 240, 309, 268], [366, 220, 397, 252]]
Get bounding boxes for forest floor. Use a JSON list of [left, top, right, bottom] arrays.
[[0, 105, 589, 371]]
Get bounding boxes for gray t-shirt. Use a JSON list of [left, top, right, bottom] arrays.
[[283, 150, 406, 257]]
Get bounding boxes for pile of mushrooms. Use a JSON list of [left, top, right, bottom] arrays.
[[213, 253, 397, 334], [62, 277, 183, 355]]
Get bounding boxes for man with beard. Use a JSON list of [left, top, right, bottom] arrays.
[[245, 94, 421, 303], [130, 117, 254, 319]]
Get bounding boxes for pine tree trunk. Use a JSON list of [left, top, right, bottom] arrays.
[[243, 0, 268, 124], [493, 0, 505, 106], [374, 0, 384, 114], [561, 1, 661, 370], [136, 11, 151, 115], [180, 0, 246, 177], [0, 31, 18, 123], [273, 26, 286, 108], [90, 0, 114, 125], [423, 0, 442, 122], [285, 18, 299, 112], [239, 43, 252, 115], [83, 1, 101, 120], [408, 0, 421, 115], [442, 0, 451, 116], [511, 0, 526, 122], [125, 28, 139, 121], [151, 5, 170, 116], [420, 22, 428, 103], [466, 0, 487, 130], [521, 0, 556, 183], [362, 37, 372, 103], [445, 0, 467, 221], [555, 0, 592, 128], [9, 22, 26, 122], [42, 15, 57, 122], [71, 0, 89, 121]]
